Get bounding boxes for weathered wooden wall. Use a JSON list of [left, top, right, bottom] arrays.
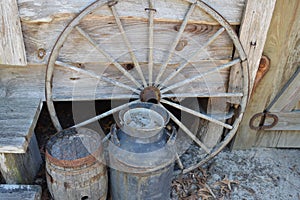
[[0, 0, 248, 102], [2, 0, 296, 150], [233, 0, 300, 149], [13, 0, 248, 150], [17, 0, 244, 64]]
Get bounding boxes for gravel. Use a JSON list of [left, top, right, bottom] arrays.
[[171, 148, 300, 200]]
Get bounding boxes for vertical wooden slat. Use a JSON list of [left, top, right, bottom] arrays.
[[238, 0, 277, 95], [0, 134, 42, 184], [201, 97, 228, 148], [296, 101, 300, 110], [0, 0, 27, 66]]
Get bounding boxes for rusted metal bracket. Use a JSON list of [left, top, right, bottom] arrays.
[[249, 112, 278, 130], [250, 66, 300, 131]]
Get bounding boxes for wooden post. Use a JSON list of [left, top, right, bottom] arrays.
[[0, 98, 43, 183], [0, 0, 27, 66], [238, 0, 277, 95], [201, 97, 228, 149], [0, 133, 42, 184]]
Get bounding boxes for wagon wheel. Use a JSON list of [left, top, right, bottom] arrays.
[[46, 0, 248, 174]]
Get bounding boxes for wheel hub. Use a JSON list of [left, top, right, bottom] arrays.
[[140, 86, 161, 103]]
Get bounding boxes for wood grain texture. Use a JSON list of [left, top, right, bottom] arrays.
[[0, 184, 41, 200], [268, 67, 300, 112], [18, 0, 245, 25], [0, 134, 42, 184], [265, 112, 300, 131], [0, 0, 27, 66], [22, 17, 233, 64], [18, 0, 243, 65], [230, 0, 276, 98], [46, 128, 107, 200], [233, 0, 300, 149], [201, 98, 228, 148], [0, 61, 230, 101], [0, 98, 42, 153]]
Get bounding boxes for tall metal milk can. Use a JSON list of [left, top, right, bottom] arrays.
[[108, 102, 176, 200]]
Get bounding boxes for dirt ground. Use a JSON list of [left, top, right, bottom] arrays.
[[34, 103, 300, 200], [171, 148, 300, 200]]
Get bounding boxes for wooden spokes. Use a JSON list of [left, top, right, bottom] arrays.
[[46, 0, 248, 174]]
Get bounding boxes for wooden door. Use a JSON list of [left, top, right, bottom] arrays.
[[233, 0, 300, 149]]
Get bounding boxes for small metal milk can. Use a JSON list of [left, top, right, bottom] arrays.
[[109, 102, 176, 200]]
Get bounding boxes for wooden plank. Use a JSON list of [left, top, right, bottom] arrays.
[[233, 0, 300, 149], [0, 98, 42, 153], [255, 131, 300, 148], [22, 17, 233, 64], [18, 0, 240, 65], [296, 101, 300, 110], [201, 70, 229, 149], [61, 22, 232, 63], [201, 98, 228, 148], [264, 111, 300, 131], [240, 0, 276, 95], [0, 0, 27, 66], [0, 138, 27, 154], [228, 1, 276, 105], [276, 132, 300, 147], [0, 134, 42, 184], [0, 65, 46, 100], [268, 67, 300, 112], [0, 61, 230, 101], [18, 0, 245, 25], [227, 61, 247, 105], [0, 184, 41, 200]]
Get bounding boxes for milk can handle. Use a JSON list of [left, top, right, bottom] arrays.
[[167, 125, 177, 145], [110, 124, 120, 146]]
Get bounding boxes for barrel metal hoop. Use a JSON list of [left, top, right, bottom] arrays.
[[46, 146, 103, 168]]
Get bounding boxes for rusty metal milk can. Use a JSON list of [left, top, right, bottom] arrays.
[[109, 102, 176, 200]]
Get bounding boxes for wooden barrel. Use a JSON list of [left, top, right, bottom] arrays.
[[45, 127, 107, 200]]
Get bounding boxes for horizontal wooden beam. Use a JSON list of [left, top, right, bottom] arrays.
[[0, 61, 230, 101], [265, 111, 300, 131], [22, 18, 234, 64], [18, 0, 245, 25]]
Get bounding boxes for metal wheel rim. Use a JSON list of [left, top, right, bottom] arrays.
[[46, 0, 249, 174]]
